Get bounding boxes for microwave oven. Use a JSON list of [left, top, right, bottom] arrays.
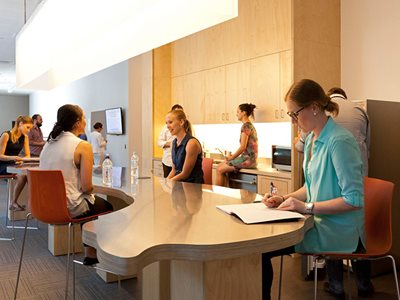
[[272, 145, 291, 171]]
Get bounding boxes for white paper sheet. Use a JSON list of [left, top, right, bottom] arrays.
[[216, 203, 305, 224]]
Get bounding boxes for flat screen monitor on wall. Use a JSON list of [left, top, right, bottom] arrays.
[[105, 107, 123, 135]]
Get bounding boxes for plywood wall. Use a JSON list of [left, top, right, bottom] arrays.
[[153, 45, 172, 158]]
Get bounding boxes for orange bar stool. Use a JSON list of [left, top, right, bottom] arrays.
[[0, 174, 17, 241], [14, 169, 114, 300], [202, 157, 214, 185]]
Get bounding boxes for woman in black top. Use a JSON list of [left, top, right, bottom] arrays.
[[0, 115, 33, 211], [166, 110, 203, 183]]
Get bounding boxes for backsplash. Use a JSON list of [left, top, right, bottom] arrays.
[[193, 122, 291, 158]]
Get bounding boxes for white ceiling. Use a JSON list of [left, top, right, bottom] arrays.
[[0, 0, 43, 95]]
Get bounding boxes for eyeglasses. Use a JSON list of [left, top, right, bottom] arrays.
[[287, 106, 306, 120]]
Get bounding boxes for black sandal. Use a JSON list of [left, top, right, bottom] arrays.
[[83, 257, 99, 266]]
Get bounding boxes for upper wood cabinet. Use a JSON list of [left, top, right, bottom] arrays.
[[204, 67, 226, 123], [172, 72, 205, 124], [171, 52, 292, 124], [169, 0, 293, 124], [163, 0, 339, 126], [225, 60, 251, 123]]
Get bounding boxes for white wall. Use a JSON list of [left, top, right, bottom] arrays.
[[29, 61, 129, 167], [342, 0, 400, 102], [0, 94, 29, 133]]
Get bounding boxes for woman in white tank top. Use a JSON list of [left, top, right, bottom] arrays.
[[40, 104, 113, 266]]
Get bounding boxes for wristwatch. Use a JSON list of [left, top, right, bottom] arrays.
[[305, 202, 314, 214]]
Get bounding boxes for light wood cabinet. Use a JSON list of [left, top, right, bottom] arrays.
[[169, 0, 294, 124], [212, 167, 217, 185], [204, 67, 226, 123], [250, 54, 281, 122], [225, 60, 251, 122], [172, 72, 205, 124], [257, 175, 291, 196]]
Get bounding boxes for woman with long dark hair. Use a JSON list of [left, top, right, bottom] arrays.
[[40, 104, 113, 265]]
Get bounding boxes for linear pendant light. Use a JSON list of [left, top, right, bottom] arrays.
[[16, 0, 238, 90]]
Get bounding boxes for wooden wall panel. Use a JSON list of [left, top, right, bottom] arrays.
[[294, 0, 340, 46], [153, 45, 172, 158], [291, 0, 340, 190], [294, 40, 340, 90], [171, 0, 292, 77], [128, 52, 153, 176], [293, 0, 341, 89], [250, 54, 280, 122]]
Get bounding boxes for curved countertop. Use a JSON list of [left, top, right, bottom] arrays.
[[85, 175, 312, 276]]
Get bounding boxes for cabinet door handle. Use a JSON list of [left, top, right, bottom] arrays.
[[280, 109, 285, 118], [229, 178, 257, 185], [275, 109, 279, 119]]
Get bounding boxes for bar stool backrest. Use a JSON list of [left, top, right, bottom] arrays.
[[202, 158, 213, 185], [27, 169, 71, 224]]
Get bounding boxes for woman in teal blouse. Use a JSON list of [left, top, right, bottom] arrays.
[[261, 79, 373, 299]]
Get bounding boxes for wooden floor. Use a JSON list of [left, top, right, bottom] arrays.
[[1, 181, 398, 299]]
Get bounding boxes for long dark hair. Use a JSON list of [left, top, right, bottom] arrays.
[[285, 79, 339, 116], [48, 104, 83, 141], [238, 103, 257, 119]]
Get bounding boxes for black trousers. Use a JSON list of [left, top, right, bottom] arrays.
[[75, 195, 114, 246], [261, 240, 372, 299], [162, 163, 172, 178], [262, 246, 295, 300]]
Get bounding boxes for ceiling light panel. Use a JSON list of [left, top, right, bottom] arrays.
[[16, 0, 238, 90]]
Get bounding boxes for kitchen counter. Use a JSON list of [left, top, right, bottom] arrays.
[[212, 159, 291, 179], [236, 162, 291, 179], [153, 157, 292, 179]]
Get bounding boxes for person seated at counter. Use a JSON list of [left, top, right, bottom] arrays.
[[166, 109, 204, 183], [215, 103, 258, 186], [157, 104, 184, 178], [40, 104, 113, 266], [261, 79, 373, 299], [0, 115, 33, 211]]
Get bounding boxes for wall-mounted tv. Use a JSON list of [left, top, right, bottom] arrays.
[[105, 107, 124, 135]]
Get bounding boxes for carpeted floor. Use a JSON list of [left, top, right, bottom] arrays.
[[1, 180, 398, 299]]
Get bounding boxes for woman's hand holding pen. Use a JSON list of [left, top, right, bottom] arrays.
[[262, 194, 306, 213], [262, 194, 284, 208]]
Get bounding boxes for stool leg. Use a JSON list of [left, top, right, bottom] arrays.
[[388, 255, 400, 300], [3, 179, 15, 241], [72, 224, 76, 300], [14, 213, 31, 300], [347, 259, 352, 300], [65, 222, 72, 300], [5, 178, 39, 232], [278, 255, 283, 300], [314, 256, 318, 300]]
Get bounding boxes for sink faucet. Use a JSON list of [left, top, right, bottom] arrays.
[[215, 148, 225, 156]]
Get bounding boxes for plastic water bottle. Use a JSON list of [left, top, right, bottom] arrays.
[[102, 154, 113, 186], [130, 152, 139, 184]]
